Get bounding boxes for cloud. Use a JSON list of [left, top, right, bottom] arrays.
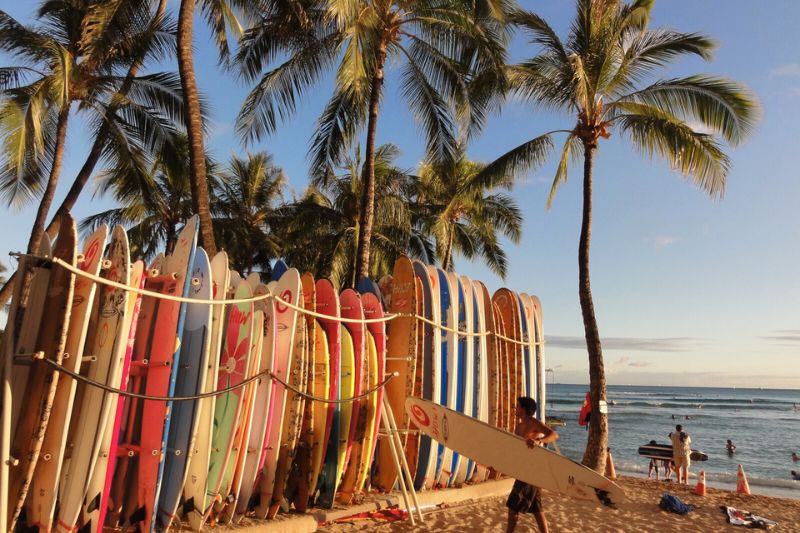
[[760, 329, 800, 346], [628, 361, 652, 368], [546, 335, 701, 352], [770, 63, 800, 77], [654, 235, 678, 248]]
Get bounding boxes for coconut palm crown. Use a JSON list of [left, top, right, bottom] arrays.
[[476, 0, 758, 471], [417, 146, 521, 278], [236, 0, 509, 284]]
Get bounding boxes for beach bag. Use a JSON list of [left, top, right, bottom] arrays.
[[659, 493, 695, 515]]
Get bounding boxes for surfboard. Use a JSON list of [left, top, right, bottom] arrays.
[[314, 278, 340, 509], [406, 397, 626, 507], [354, 290, 385, 495], [335, 289, 366, 505], [202, 280, 254, 523], [446, 272, 471, 486], [217, 308, 263, 523], [8, 214, 76, 531], [335, 325, 355, 496], [57, 223, 132, 533], [93, 260, 145, 533], [517, 292, 534, 399], [304, 321, 329, 509], [403, 276, 424, 482], [254, 269, 300, 518], [411, 262, 437, 490], [356, 330, 378, 496], [129, 216, 197, 533], [231, 283, 275, 519], [375, 257, 417, 492], [27, 225, 106, 531], [156, 247, 213, 530], [271, 259, 288, 281], [184, 251, 229, 531], [471, 279, 491, 482], [637, 443, 709, 462], [476, 282, 499, 431], [529, 295, 546, 421], [434, 267, 457, 486], [493, 290, 521, 431], [285, 272, 319, 513], [462, 276, 484, 483], [266, 299, 307, 518]]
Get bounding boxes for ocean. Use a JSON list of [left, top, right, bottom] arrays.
[[544, 384, 800, 499]]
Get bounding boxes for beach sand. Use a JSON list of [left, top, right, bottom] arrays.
[[320, 476, 800, 532]]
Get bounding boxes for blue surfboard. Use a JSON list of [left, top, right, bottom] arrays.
[[152, 217, 198, 532], [271, 258, 288, 281], [156, 247, 212, 529]]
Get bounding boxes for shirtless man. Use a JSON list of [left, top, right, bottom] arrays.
[[506, 397, 559, 533]]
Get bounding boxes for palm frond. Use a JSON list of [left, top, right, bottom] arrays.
[[612, 75, 759, 146], [472, 133, 554, 191], [309, 87, 366, 184], [399, 47, 458, 163], [618, 112, 730, 197], [236, 32, 340, 142], [547, 134, 581, 209]]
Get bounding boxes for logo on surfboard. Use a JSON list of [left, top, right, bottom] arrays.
[[410, 403, 430, 427]]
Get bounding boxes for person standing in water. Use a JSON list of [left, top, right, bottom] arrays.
[[669, 424, 692, 484], [506, 397, 559, 533], [726, 439, 737, 454]]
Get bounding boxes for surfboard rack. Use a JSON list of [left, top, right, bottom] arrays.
[[379, 397, 424, 524]]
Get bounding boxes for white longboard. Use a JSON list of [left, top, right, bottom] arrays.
[[405, 397, 626, 507]]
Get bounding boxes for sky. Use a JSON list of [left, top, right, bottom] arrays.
[[1, 1, 798, 388]]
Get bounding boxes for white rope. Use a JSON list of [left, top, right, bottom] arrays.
[[15, 253, 545, 348]]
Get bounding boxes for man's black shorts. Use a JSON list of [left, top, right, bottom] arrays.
[[506, 479, 542, 513]]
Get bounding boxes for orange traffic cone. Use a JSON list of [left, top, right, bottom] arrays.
[[736, 464, 751, 495], [605, 450, 617, 480], [694, 470, 707, 496]]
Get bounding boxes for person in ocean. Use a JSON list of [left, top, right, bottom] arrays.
[[791, 470, 800, 481], [506, 396, 558, 533], [792, 452, 799, 462], [669, 424, 692, 484], [726, 439, 737, 454]]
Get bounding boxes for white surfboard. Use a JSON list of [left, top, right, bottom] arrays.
[[405, 397, 626, 507]]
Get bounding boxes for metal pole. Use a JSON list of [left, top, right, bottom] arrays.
[[379, 401, 415, 526], [382, 398, 423, 522]]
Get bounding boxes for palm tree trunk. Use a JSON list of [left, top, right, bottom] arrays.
[[578, 144, 608, 473], [354, 38, 388, 283], [25, 105, 71, 257], [177, 0, 217, 256], [443, 223, 456, 271]]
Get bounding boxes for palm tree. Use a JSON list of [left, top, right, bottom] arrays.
[[81, 135, 217, 259], [212, 151, 286, 274], [176, 0, 261, 257], [476, 0, 758, 470], [416, 145, 522, 278], [236, 0, 508, 281], [277, 144, 430, 287], [0, 0, 182, 303]]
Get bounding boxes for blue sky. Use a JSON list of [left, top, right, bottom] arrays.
[[2, 1, 799, 388]]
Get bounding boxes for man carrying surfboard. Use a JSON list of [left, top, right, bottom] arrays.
[[506, 397, 559, 533], [669, 424, 692, 484]]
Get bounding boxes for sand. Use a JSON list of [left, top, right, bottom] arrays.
[[320, 476, 800, 532]]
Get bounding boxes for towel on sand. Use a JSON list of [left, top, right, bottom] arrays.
[[721, 505, 778, 529]]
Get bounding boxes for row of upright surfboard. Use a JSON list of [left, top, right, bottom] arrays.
[[2, 213, 546, 533]]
